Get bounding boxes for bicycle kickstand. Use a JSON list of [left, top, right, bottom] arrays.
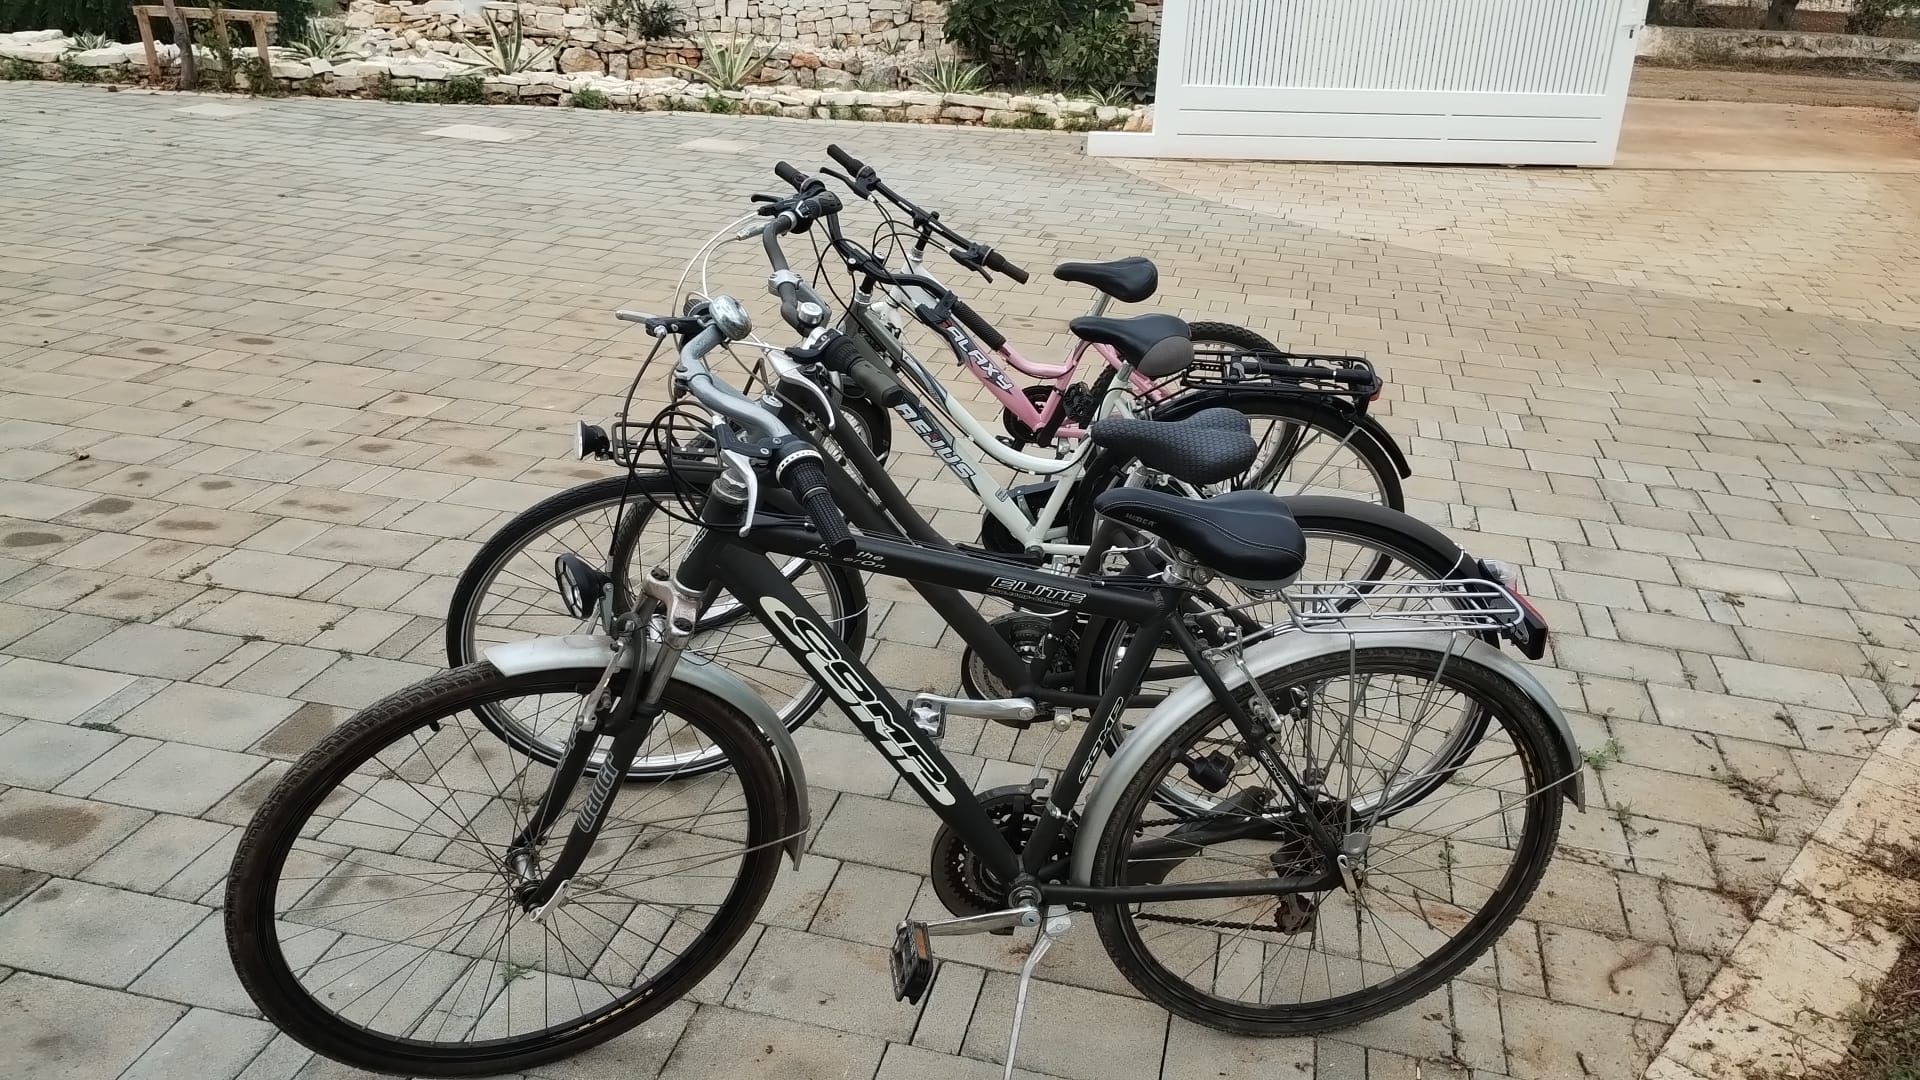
[[1002, 905, 1071, 1080]]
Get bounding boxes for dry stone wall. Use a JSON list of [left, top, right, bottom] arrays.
[[345, 0, 1161, 82]]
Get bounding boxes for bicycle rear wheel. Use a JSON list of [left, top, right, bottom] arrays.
[[224, 664, 785, 1077], [1089, 644, 1564, 1035]]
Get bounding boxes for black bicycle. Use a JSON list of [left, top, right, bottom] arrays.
[[226, 288, 1584, 1078]]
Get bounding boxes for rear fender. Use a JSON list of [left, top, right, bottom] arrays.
[[1067, 631, 1583, 886], [485, 635, 809, 867]]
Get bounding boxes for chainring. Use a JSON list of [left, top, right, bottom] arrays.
[[958, 614, 1076, 716], [929, 785, 1074, 920]]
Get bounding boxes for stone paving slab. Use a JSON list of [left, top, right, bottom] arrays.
[[0, 82, 1917, 1079]]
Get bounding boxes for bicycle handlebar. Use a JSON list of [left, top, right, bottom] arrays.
[[824, 144, 1030, 286], [826, 143, 868, 179], [780, 457, 854, 556]]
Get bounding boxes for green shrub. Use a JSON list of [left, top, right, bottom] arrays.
[[943, 0, 1129, 84], [669, 34, 770, 90], [1050, 10, 1152, 90], [443, 73, 484, 102], [599, 0, 682, 40], [56, 56, 94, 80], [2, 57, 40, 79], [453, 6, 554, 74], [1846, 0, 1920, 34], [0, 0, 313, 44], [572, 85, 607, 108], [702, 91, 735, 113]]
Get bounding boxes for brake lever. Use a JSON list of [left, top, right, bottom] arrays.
[[766, 349, 838, 430], [820, 166, 864, 196], [716, 444, 761, 539]]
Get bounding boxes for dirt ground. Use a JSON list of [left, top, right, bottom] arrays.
[[1633, 65, 1920, 109], [1618, 97, 1920, 170]]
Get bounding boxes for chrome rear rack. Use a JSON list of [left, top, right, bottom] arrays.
[[1280, 578, 1525, 635]]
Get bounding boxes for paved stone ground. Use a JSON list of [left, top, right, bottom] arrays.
[[2, 82, 1918, 1080]]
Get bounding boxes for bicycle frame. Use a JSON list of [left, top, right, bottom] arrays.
[[661, 496, 1348, 904]]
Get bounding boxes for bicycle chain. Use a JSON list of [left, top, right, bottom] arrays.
[[1133, 911, 1277, 933]]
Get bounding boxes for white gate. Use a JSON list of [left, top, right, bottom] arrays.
[[1090, 0, 1644, 166]]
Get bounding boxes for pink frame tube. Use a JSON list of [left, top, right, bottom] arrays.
[[985, 339, 1171, 440]]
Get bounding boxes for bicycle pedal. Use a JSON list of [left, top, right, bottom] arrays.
[[890, 921, 937, 1004]]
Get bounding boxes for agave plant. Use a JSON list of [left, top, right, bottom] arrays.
[[455, 6, 556, 74], [69, 32, 115, 52], [1084, 84, 1134, 108], [668, 34, 771, 91], [910, 54, 988, 94], [285, 18, 361, 63]]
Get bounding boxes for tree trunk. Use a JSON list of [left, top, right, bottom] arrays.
[[162, 0, 196, 89], [1762, 0, 1802, 30]]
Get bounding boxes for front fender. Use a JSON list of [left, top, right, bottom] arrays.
[[1068, 632, 1583, 885], [485, 635, 809, 868]]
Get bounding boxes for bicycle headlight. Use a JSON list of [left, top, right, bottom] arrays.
[[552, 553, 611, 620], [575, 421, 611, 461]]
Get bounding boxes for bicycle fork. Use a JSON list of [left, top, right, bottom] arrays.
[[508, 567, 704, 914]]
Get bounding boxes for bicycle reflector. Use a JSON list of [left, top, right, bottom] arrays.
[[1481, 558, 1551, 661]]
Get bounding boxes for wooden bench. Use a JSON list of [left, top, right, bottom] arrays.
[[132, 5, 278, 79]]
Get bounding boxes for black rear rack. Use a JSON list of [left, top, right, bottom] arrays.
[[1181, 346, 1380, 402]]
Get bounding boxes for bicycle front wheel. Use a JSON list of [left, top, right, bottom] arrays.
[[224, 663, 785, 1077], [1089, 644, 1564, 1035]]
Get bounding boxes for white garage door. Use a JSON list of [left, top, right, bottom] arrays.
[[1091, 0, 1644, 166]]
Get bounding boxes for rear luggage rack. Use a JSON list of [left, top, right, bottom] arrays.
[[1182, 347, 1380, 401], [1281, 578, 1526, 636]]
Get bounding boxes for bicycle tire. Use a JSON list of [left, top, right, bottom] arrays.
[[225, 663, 785, 1076], [445, 473, 867, 779], [1089, 645, 1563, 1035]]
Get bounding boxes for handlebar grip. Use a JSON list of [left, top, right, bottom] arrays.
[[984, 249, 1030, 286], [774, 160, 808, 191], [773, 278, 805, 331], [783, 459, 855, 557], [947, 297, 1008, 354], [812, 333, 905, 407], [848, 355, 907, 408], [826, 144, 868, 176]]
